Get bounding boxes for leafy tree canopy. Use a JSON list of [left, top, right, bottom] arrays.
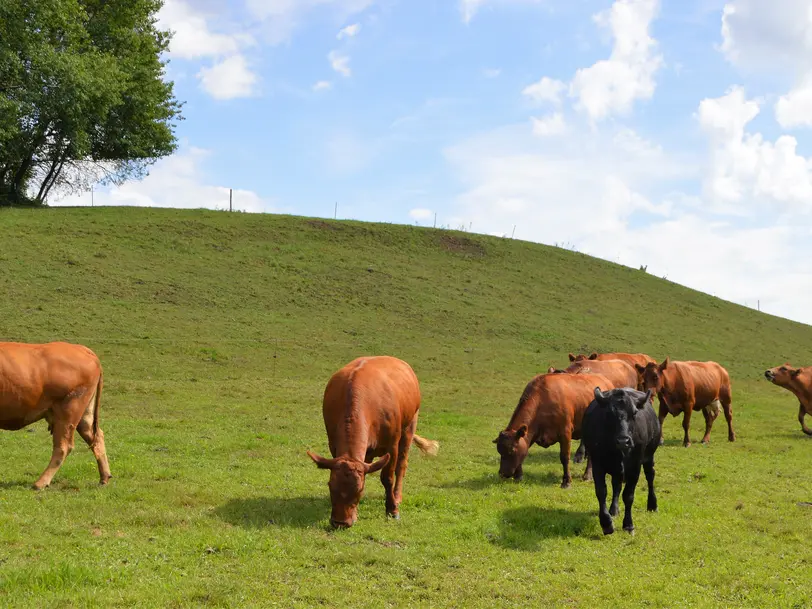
[[0, 0, 183, 205]]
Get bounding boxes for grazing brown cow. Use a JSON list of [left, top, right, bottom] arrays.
[[569, 352, 656, 389], [307, 356, 439, 528], [0, 341, 112, 489], [494, 371, 613, 488], [636, 357, 735, 447], [548, 359, 638, 391], [764, 364, 812, 436]]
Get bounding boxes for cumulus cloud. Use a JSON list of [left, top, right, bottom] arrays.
[[531, 113, 567, 137], [197, 55, 258, 100], [698, 86, 812, 214], [157, 0, 258, 99], [460, 0, 545, 24], [483, 68, 502, 78], [338, 23, 361, 39], [313, 80, 333, 91], [569, 0, 663, 121], [409, 208, 434, 222], [329, 50, 352, 77], [776, 77, 812, 129], [51, 147, 278, 214], [246, 0, 374, 44], [522, 77, 566, 105]]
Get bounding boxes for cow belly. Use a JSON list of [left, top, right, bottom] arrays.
[[0, 402, 49, 431]]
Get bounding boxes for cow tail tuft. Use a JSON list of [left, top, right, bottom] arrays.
[[412, 434, 439, 456]]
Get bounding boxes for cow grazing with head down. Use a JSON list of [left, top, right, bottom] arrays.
[[307, 356, 439, 528], [494, 371, 613, 488], [636, 357, 735, 447], [569, 352, 656, 389], [0, 341, 112, 489], [582, 387, 660, 535], [764, 364, 812, 436]]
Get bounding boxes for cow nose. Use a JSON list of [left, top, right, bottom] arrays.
[[616, 437, 632, 450], [764, 371, 773, 379], [330, 519, 352, 529]]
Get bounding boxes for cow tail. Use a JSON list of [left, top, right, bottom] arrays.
[[93, 366, 103, 442], [412, 434, 439, 456]]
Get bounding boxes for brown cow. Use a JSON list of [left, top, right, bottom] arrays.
[[494, 371, 613, 488], [307, 356, 439, 528], [637, 357, 735, 447], [569, 352, 656, 389], [0, 341, 112, 489], [548, 359, 638, 391], [764, 364, 812, 436]]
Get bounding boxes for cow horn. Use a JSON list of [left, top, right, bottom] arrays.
[[637, 389, 652, 409], [594, 387, 609, 405]]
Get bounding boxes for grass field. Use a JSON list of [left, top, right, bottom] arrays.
[[0, 206, 810, 608]]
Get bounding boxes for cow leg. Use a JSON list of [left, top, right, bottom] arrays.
[[621, 463, 642, 533], [380, 444, 399, 519], [681, 403, 694, 447], [33, 415, 77, 490], [76, 397, 112, 485], [573, 440, 585, 464], [559, 435, 572, 489], [593, 467, 613, 535], [643, 458, 657, 512], [582, 450, 593, 482], [700, 407, 715, 444], [657, 400, 668, 445], [609, 472, 622, 517], [799, 404, 812, 436], [721, 390, 735, 442], [393, 419, 417, 508]]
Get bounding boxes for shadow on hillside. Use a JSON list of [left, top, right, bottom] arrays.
[[214, 496, 328, 529], [437, 469, 576, 491], [490, 506, 595, 550], [0, 480, 34, 490]]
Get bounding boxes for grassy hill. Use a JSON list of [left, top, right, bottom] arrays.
[[0, 206, 810, 608]]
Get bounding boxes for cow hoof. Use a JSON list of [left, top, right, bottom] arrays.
[[683, 442, 691, 448], [623, 526, 635, 535], [560, 481, 572, 489], [647, 505, 658, 512], [573, 454, 584, 464], [609, 506, 619, 517], [602, 525, 615, 536], [728, 434, 736, 442], [32, 483, 47, 491], [582, 474, 593, 482]]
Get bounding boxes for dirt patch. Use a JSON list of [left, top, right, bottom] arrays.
[[438, 234, 486, 258], [307, 220, 341, 231]]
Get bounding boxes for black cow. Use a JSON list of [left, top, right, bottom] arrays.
[[582, 387, 660, 535]]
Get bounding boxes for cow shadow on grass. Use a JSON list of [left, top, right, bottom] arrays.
[[438, 470, 564, 491], [490, 506, 595, 551], [214, 496, 328, 529]]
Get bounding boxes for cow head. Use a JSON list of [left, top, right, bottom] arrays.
[[307, 451, 391, 528], [765, 363, 803, 387], [636, 358, 669, 394], [568, 353, 592, 362], [493, 425, 530, 480], [593, 387, 653, 456]]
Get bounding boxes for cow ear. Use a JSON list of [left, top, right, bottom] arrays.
[[589, 353, 598, 360], [547, 366, 556, 374], [568, 353, 576, 362], [635, 363, 646, 373], [659, 357, 670, 371], [594, 387, 609, 406], [516, 425, 528, 439], [636, 390, 652, 409], [364, 453, 391, 474], [307, 450, 338, 470], [791, 368, 802, 378]]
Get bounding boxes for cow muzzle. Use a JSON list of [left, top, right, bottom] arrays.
[[330, 517, 355, 529], [615, 436, 633, 452], [764, 370, 775, 381]]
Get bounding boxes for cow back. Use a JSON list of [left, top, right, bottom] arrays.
[[663, 361, 729, 407]]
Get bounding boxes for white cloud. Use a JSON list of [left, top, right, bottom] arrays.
[[483, 68, 502, 78], [522, 77, 566, 105], [698, 86, 812, 213], [51, 147, 278, 214], [197, 55, 258, 100], [720, 0, 812, 73], [409, 208, 434, 222], [313, 80, 333, 91], [776, 76, 812, 129], [156, 0, 258, 100], [531, 113, 567, 137], [569, 0, 663, 121], [328, 50, 352, 77], [338, 23, 361, 39]]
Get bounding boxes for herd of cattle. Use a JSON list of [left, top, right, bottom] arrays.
[[1, 341, 811, 535]]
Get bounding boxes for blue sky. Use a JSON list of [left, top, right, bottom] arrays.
[[55, 0, 812, 326]]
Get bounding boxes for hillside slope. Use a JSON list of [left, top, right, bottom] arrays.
[[0, 207, 810, 609]]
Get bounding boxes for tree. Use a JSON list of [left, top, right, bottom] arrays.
[[0, 0, 182, 206]]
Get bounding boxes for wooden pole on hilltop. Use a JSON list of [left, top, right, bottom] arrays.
[[334, 202, 338, 219], [229, 189, 233, 212], [434, 212, 437, 228], [511, 225, 516, 239]]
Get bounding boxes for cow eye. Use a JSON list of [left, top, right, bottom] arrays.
[[780, 367, 786, 371]]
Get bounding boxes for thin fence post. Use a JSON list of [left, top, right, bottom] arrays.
[[434, 212, 437, 229], [758, 300, 760, 312], [334, 202, 337, 219], [229, 189, 233, 212], [511, 225, 516, 239]]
